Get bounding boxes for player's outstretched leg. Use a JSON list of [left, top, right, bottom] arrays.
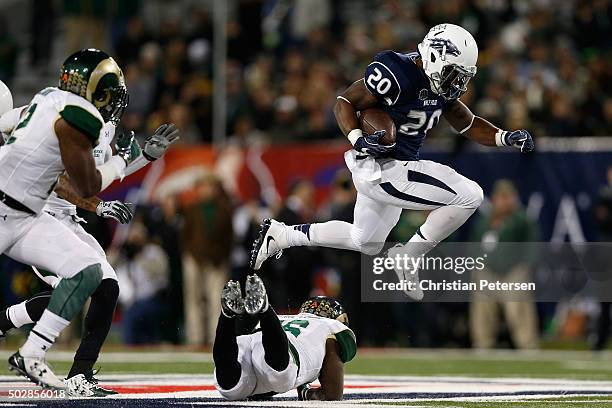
[[250, 193, 402, 270], [0, 292, 51, 338], [250, 219, 362, 270], [9, 263, 103, 389], [244, 275, 289, 372], [214, 280, 245, 390]]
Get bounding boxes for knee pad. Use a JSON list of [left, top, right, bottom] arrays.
[[47, 264, 103, 320], [350, 228, 385, 255], [457, 180, 484, 209]]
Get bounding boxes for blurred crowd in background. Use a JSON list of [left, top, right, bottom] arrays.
[[0, 0, 611, 350], [1, 0, 611, 143]]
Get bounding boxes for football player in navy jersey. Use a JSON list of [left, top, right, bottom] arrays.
[[251, 24, 534, 299]]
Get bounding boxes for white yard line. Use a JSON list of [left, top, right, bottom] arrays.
[[0, 351, 213, 363]]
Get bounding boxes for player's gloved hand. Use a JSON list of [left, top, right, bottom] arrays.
[[353, 130, 395, 158], [297, 383, 311, 401], [498, 129, 534, 153], [143, 123, 180, 161], [96, 201, 134, 224], [115, 130, 142, 165]]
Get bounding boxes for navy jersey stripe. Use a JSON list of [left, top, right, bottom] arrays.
[[379, 182, 446, 207], [408, 170, 457, 195]]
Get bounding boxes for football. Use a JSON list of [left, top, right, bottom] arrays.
[[359, 108, 397, 145]]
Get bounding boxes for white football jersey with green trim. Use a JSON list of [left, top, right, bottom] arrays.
[[0, 87, 103, 213], [44, 122, 115, 215], [278, 313, 356, 387]]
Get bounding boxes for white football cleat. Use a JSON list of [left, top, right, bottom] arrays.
[[65, 374, 96, 397], [386, 244, 424, 301], [65, 371, 117, 397], [250, 219, 289, 270], [8, 352, 66, 390]]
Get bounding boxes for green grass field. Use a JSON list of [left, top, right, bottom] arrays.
[[2, 349, 606, 379]]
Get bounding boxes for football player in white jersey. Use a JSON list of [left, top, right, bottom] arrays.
[[0, 74, 178, 394], [250, 24, 534, 299], [0, 48, 141, 389], [0, 119, 178, 396], [214, 275, 356, 401]]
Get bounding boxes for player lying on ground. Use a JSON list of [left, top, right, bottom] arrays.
[[251, 23, 534, 299], [214, 275, 356, 401], [0, 48, 142, 389], [0, 108, 178, 396]]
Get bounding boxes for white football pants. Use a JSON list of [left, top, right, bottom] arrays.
[[306, 159, 484, 255], [0, 202, 101, 279], [31, 211, 117, 288]]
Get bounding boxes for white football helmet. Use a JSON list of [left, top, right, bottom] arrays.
[[417, 24, 478, 100], [0, 80, 12, 116]]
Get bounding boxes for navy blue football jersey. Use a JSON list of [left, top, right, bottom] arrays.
[[364, 50, 448, 160]]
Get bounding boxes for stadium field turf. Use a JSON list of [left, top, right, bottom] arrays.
[[0, 349, 610, 406]]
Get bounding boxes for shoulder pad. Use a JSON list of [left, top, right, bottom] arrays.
[[365, 51, 420, 105]]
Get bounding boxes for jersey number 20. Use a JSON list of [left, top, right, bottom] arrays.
[[399, 109, 442, 136], [366, 67, 392, 95]]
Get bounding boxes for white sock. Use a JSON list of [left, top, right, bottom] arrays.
[[7, 301, 33, 328], [419, 205, 477, 242], [307, 221, 359, 251], [403, 205, 477, 260], [20, 310, 69, 358]]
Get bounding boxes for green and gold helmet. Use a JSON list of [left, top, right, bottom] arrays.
[[59, 48, 128, 125], [299, 296, 349, 326]]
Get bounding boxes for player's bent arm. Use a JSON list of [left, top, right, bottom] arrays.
[[54, 174, 100, 212], [334, 79, 379, 138], [55, 118, 104, 197], [444, 100, 534, 152], [443, 99, 498, 146], [304, 338, 345, 401]]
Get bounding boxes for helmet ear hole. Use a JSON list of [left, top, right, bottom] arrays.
[[430, 52, 436, 63]]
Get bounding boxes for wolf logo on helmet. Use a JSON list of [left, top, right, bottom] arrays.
[[428, 38, 462, 58]]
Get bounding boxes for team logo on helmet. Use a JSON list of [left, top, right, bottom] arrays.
[[428, 38, 461, 57], [299, 296, 349, 326]]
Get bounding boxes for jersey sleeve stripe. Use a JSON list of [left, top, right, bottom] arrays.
[[59, 105, 102, 146], [287, 341, 301, 373], [367, 61, 402, 105], [334, 329, 357, 363]]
